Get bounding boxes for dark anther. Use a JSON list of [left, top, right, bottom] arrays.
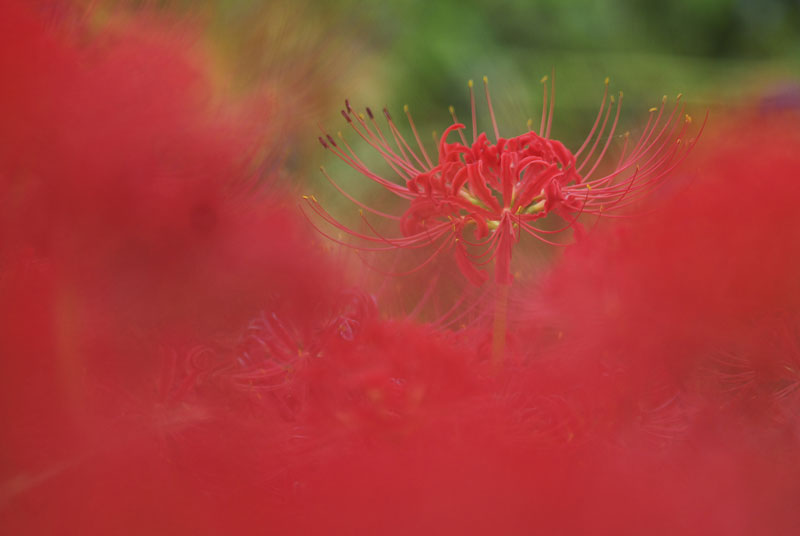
[[366, 107, 374, 119]]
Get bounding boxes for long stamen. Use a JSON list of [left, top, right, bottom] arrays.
[[404, 104, 434, 168], [583, 91, 623, 181], [578, 109, 706, 214], [367, 109, 422, 176], [539, 74, 549, 136], [303, 196, 450, 249], [620, 95, 672, 166], [407, 273, 441, 319], [575, 78, 610, 158], [614, 131, 631, 169], [483, 76, 501, 142], [319, 165, 401, 221], [351, 109, 416, 177], [384, 107, 427, 170], [610, 98, 684, 182], [321, 128, 412, 197], [517, 219, 573, 246], [545, 68, 555, 139], [606, 114, 702, 207], [434, 285, 492, 330], [469, 79, 477, 143], [343, 113, 418, 180], [577, 92, 614, 173], [450, 105, 469, 145], [353, 233, 457, 278]]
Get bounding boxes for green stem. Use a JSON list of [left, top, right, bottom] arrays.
[[491, 283, 510, 371]]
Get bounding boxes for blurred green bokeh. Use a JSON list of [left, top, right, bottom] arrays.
[[193, 0, 799, 152], [357, 0, 799, 137], [128, 0, 800, 184]]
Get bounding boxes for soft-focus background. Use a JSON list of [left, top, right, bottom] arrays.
[[164, 0, 800, 166], [78, 0, 796, 169], [91, 0, 800, 227]]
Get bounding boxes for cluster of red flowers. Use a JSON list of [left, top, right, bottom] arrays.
[[2, 2, 800, 535]]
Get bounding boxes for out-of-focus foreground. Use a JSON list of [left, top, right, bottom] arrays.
[[2, 1, 800, 535]]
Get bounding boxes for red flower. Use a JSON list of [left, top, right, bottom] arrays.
[[308, 76, 705, 286]]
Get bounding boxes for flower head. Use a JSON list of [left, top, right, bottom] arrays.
[[307, 75, 705, 286]]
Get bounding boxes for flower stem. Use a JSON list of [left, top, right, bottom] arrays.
[[491, 283, 510, 370]]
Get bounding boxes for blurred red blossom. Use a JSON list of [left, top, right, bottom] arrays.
[[0, 2, 339, 533], [503, 110, 800, 533], [0, 0, 340, 335]]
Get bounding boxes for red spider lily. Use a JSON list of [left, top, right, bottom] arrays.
[[307, 75, 706, 286]]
